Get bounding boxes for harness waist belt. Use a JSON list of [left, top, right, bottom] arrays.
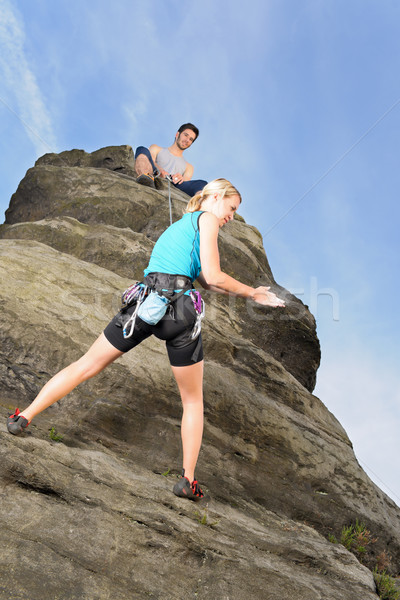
[[144, 272, 193, 299]]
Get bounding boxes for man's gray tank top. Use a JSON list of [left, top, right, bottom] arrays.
[[157, 148, 187, 175]]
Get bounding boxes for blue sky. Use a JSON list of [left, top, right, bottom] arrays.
[[1, 0, 399, 504]]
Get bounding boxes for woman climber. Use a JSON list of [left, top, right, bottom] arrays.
[[7, 178, 285, 500]]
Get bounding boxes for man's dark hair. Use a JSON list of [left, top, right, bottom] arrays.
[[178, 123, 199, 141]]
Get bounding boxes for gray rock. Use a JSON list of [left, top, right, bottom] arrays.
[[35, 144, 138, 178], [0, 146, 398, 599], [1, 155, 320, 391], [0, 431, 378, 600], [0, 216, 154, 281]]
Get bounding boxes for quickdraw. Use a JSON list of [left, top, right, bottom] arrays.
[[189, 290, 205, 340], [120, 283, 148, 339], [120, 282, 146, 309]]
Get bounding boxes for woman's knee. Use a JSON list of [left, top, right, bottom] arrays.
[[73, 344, 118, 381], [71, 355, 102, 382]]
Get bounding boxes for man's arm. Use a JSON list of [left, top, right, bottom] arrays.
[[170, 162, 193, 184], [182, 162, 193, 181], [149, 144, 161, 163]]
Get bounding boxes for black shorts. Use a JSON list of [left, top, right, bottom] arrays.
[[103, 294, 203, 367]]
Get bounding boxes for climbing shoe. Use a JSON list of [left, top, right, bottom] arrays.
[[173, 470, 204, 501], [7, 408, 30, 435], [136, 174, 155, 188]]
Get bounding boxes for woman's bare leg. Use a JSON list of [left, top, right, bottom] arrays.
[[20, 333, 123, 422], [171, 360, 204, 483]]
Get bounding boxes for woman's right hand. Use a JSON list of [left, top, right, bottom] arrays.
[[252, 286, 285, 307]]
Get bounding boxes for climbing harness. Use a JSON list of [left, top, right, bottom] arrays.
[[144, 272, 193, 301], [118, 273, 205, 342], [120, 273, 191, 338]]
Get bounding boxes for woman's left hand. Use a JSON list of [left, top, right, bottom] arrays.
[[252, 286, 285, 307]]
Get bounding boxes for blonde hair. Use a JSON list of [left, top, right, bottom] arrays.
[[186, 178, 242, 213]]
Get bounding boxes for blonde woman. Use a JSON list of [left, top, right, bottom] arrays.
[[7, 179, 285, 500]]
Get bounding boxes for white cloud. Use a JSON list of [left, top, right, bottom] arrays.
[[0, 0, 57, 156]]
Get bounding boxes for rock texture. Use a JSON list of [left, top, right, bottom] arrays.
[[0, 146, 399, 599]]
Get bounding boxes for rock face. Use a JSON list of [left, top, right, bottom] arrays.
[[3, 148, 320, 391], [0, 146, 398, 599]]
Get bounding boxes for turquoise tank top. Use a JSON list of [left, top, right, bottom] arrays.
[[144, 211, 203, 281]]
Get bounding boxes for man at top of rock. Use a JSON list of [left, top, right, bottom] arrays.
[[134, 123, 208, 197]]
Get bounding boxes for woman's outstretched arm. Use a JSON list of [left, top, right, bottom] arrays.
[[198, 212, 285, 307]]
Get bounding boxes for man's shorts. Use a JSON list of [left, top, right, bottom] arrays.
[[103, 294, 203, 367]]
